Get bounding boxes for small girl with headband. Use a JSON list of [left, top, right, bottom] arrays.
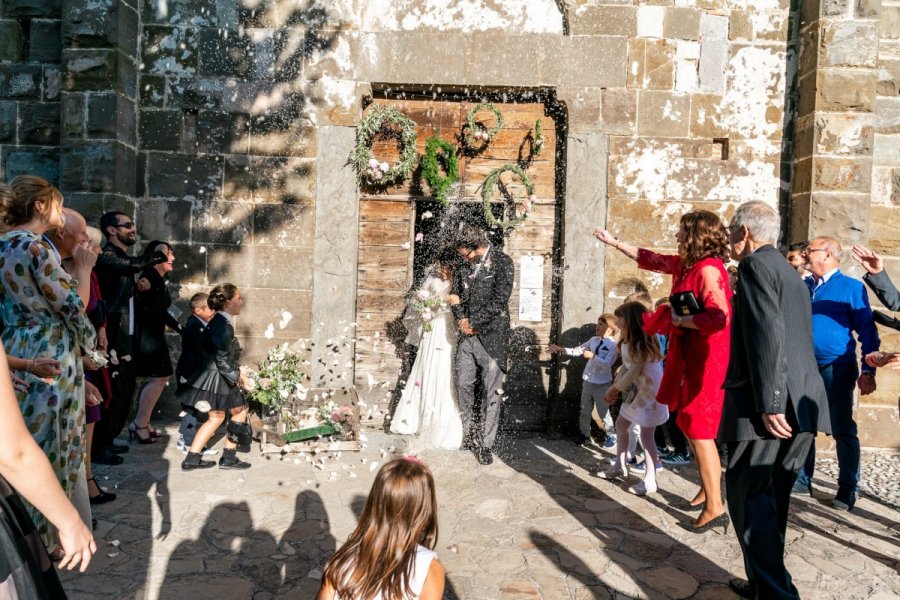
[[317, 457, 445, 600]]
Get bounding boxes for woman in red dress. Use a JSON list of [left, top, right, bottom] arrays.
[[594, 211, 732, 531]]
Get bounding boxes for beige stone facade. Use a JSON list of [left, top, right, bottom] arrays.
[[0, 0, 897, 444]]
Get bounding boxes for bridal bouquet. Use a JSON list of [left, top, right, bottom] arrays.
[[409, 289, 446, 333]]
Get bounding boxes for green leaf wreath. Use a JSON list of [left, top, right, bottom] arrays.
[[352, 104, 418, 187], [463, 102, 504, 148], [421, 134, 459, 205], [481, 163, 536, 231], [532, 119, 544, 156]]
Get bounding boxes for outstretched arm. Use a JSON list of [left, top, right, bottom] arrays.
[[593, 228, 639, 261]]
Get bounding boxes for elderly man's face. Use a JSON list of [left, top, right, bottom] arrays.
[[803, 241, 834, 277], [726, 223, 747, 261], [58, 211, 88, 256]]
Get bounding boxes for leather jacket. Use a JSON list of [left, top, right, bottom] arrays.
[[95, 243, 167, 314], [186, 312, 242, 394]]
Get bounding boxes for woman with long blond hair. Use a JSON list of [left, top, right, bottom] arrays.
[[317, 457, 446, 600], [0, 175, 97, 552]]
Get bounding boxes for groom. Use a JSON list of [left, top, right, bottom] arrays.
[[451, 225, 514, 465]]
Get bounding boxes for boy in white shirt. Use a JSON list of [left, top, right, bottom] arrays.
[[550, 314, 619, 447]]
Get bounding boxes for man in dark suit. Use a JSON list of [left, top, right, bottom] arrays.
[[451, 225, 514, 465], [719, 201, 830, 600]]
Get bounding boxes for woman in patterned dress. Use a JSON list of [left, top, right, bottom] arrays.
[[0, 176, 96, 549]]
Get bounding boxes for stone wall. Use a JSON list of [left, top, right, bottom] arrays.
[[0, 0, 897, 443]]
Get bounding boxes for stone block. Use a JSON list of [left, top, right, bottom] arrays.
[[874, 133, 900, 163], [60, 92, 84, 139], [636, 5, 665, 38], [0, 65, 40, 99], [820, 20, 878, 68], [868, 205, 900, 255], [571, 5, 637, 36], [637, 90, 689, 137], [798, 26, 819, 80], [813, 157, 872, 192], [167, 241, 207, 285], [877, 59, 900, 96], [147, 153, 222, 199], [86, 93, 117, 139], [871, 166, 900, 205], [754, 12, 791, 42], [168, 78, 224, 111], [60, 141, 132, 193], [729, 10, 752, 41], [600, 87, 636, 135], [142, 0, 217, 27], [698, 14, 728, 93], [117, 95, 136, 146], [461, 33, 545, 87], [197, 27, 253, 78], [815, 113, 874, 155], [224, 155, 315, 204], [142, 26, 198, 77], [139, 109, 184, 151], [881, 5, 900, 39], [60, 192, 107, 225], [823, 0, 852, 16], [196, 110, 249, 154], [817, 69, 876, 112], [28, 19, 61, 63], [17, 101, 59, 145], [135, 198, 192, 242], [0, 19, 24, 62], [876, 97, 900, 134], [240, 288, 311, 339], [191, 199, 252, 245], [856, 0, 881, 18], [248, 115, 316, 157], [372, 31, 465, 86], [2, 146, 59, 184], [543, 36, 623, 90], [206, 244, 252, 287], [689, 93, 728, 138], [117, 2, 140, 58], [253, 202, 315, 247], [139, 75, 166, 108], [62, 48, 116, 92], [807, 191, 870, 242], [793, 157, 813, 195], [556, 87, 601, 133], [0, 101, 14, 143], [42, 65, 60, 101], [251, 246, 314, 290], [1, 0, 60, 18], [645, 39, 676, 90], [62, 0, 115, 46], [663, 7, 701, 41]]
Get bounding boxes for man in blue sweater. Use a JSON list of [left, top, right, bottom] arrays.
[[793, 237, 880, 510]]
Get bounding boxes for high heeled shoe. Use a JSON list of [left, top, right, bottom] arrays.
[[128, 421, 158, 444], [87, 477, 116, 505], [683, 512, 730, 534]]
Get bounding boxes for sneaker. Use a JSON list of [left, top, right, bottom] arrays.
[[596, 464, 627, 480], [628, 480, 657, 495], [176, 436, 185, 451], [832, 489, 857, 511], [791, 479, 812, 496], [661, 452, 691, 466], [630, 459, 664, 473], [602, 435, 617, 449]]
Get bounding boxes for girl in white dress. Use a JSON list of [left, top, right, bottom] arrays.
[[317, 457, 445, 600], [597, 302, 666, 496], [390, 257, 463, 450]]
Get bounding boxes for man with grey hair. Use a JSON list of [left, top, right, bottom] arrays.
[[792, 236, 879, 508], [719, 201, 830, 600]]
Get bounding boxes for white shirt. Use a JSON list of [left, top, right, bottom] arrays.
[[562, 336, 618, 384]]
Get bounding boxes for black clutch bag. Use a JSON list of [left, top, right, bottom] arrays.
[[670, 291, 703, 316]]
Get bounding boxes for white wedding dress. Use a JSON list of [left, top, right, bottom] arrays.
[[390, 276, 464, 450]]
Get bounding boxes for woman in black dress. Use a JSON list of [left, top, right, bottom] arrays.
[[179, 283, 252, 471], [131, 241, 181, 443]]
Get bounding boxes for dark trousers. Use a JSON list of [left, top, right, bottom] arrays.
[[456, 336, 504, 449], [725, 432, 813, 600], [655, 410, 688, 454], [796, 361, 860, 493], [92, 312, 137, 451]]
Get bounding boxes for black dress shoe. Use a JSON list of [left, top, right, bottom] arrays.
[[476, 447, 493, 465], [219, 456, 251, 470], [107, 443, 129, 454], [574, 435, 591, 446], [728, 578, 754, 599], [92, 448, 124, 466], [181, 452, 216, 470]]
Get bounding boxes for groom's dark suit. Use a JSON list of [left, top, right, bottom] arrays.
[[719, 244, 830, 600], [452, 244, 514, 451]]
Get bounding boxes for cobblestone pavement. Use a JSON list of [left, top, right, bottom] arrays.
[[61, 425, 900, 600]]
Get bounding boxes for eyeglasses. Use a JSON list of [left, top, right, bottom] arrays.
[[115, 221, 135, 230], [803, 248, 827, 256]]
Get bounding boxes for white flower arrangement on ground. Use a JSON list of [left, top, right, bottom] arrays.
[[247, 344, 308, 415]]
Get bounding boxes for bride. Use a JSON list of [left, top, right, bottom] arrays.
[[390, 254, 464, 449]]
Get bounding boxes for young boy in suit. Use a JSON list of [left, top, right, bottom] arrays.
[[176, 293, 216, 453]]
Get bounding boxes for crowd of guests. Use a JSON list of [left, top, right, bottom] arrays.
[[0, 176, 255, 596]]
